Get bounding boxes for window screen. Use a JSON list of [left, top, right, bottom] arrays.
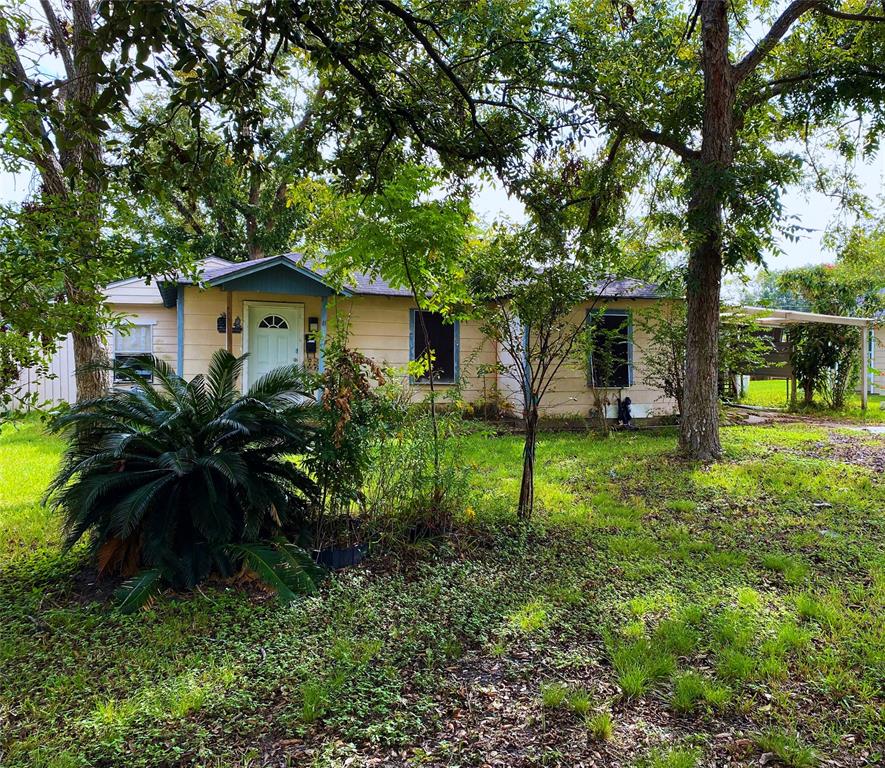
[[113, 324, 154, 381], [412, 311, 456, 383], [588, 312, 630, 388]]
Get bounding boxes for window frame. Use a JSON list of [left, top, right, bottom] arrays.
[[408, 309, 460, 385], [585, 308, 633, 389], [112, 322, 155, 383]]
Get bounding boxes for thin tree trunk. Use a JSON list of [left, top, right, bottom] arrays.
[[518, 408, 538, 520], [401, 254, 441, 497]]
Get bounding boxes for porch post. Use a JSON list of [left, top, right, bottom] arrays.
[[176, 285, 184, 376], [318, 296, 328, 374], [226, 290, 233, 354], [860, 323, 869, 411]]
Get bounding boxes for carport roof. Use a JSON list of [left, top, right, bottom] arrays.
[[734, 306, 878, 328]]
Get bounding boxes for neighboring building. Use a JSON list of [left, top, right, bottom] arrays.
[[872, 325, 885, 396], [14, 254, 681, 419]]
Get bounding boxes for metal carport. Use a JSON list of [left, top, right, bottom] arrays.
[[737, 306, 878, 410]]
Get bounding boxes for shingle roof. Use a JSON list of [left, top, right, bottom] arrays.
[[588, 278, 665, 299], [179, 253, 664, 299]]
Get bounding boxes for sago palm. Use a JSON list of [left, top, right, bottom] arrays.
[[47, 350, 322, 610]]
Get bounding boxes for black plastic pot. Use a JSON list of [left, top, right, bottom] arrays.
[[313, 542, 368, 570]]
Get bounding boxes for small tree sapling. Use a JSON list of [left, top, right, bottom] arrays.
[[471, 225, 617, 520]]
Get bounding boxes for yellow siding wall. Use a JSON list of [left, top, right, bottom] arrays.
[[122, 287, 676, 414], [537, 299, 678, 418], [328, 295, 498, 404]]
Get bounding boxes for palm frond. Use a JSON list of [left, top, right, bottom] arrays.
[[232, 542, 321, 603], [115, 569, 162, 614], [206, 350, 246, 413], [110, 475, 176, 538]]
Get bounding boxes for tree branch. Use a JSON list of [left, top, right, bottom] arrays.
[[734, 1, 885, 84], [633, 126, 700, 161], [0, 26, 68, 196], [38, 0, 75, 81], [815, 3, 885, 22]]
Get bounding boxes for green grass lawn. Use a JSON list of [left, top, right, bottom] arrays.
[[742, 379, 885, 423], [1, 418, 883, 767]]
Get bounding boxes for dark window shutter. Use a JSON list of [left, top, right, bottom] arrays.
[[413, 311, 456, 382]]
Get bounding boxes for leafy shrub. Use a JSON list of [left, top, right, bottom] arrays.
[[47, 351, 321, 609], [304, 329, 386, 545], [361, 380, 470, 542]]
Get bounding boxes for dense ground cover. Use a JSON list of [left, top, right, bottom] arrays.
[[742, 379, 885, 423], [1, 417, 882, 767]]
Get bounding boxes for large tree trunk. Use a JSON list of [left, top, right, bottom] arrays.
[[518, 408, 538, 520], [679, 0, 733, 460], [72, 329, 109, 401], [680, 227, 723, 459], [69, 1, 109, 402], [65, 279, 109, 401]]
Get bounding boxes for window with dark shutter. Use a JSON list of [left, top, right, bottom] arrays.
[[412, 311, 457, 383], [588, 312, 630, 388]]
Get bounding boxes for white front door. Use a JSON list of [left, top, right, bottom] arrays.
[[246, 303, 304, 387]]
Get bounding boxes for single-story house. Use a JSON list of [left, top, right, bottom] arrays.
[[17, 253, 685, 418]]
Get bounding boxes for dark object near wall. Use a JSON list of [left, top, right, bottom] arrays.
[[157, 281, 178, 308], [313, 543, 367, 570], [617, 396, 637, 429]]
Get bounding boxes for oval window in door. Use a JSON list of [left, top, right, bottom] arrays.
[[257, 315, 289, 329]]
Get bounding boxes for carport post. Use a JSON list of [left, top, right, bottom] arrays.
[[860, 323, 868, 411]]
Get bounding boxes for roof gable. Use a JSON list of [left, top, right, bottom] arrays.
[[197, 255, 351, 297]]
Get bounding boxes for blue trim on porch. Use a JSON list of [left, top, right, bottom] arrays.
[[318, 297, 328, 375], [207, 256, 351, 297], [176, 285, 184, 375]]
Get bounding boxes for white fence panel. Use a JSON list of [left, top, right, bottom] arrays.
[[12, 334, 77, 408]]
